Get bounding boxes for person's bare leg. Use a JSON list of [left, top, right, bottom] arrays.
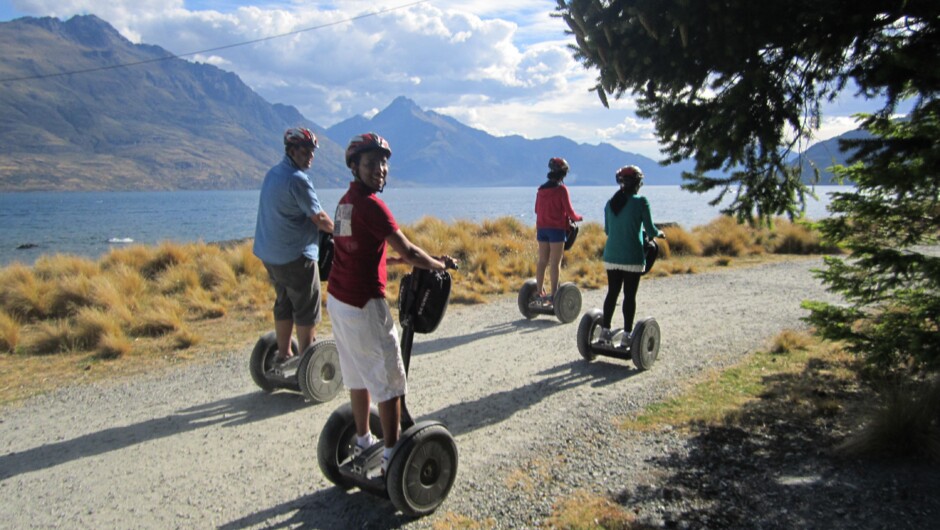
[[274, 319, 294, 360], [378, 396, 401, 448], [295, 323, 316, 353], [350, 388, 372, 437], [548, 241, 565, 297], [535, 241, 550, 296]]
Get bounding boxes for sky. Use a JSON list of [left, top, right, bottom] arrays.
[[0, 0, 894, 159]]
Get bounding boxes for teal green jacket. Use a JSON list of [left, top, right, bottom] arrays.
[[602, 194, 662, 272]]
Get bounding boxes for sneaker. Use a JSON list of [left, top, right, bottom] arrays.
[[597, 327, 614, 344], [353, 433, 381, 457]]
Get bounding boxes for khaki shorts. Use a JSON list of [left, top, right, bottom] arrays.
[[263, 256, 322, 327], [327, 294, 407, 403]]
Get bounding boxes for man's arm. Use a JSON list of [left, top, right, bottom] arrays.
[[310, 211, 334, 234]]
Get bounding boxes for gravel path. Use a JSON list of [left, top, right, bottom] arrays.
[[1, 258, 845, 528]]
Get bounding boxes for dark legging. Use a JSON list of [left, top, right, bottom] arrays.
[[603, 269, 641, 330]]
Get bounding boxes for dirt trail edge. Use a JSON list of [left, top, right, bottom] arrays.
[[1, 258, 840, 529]]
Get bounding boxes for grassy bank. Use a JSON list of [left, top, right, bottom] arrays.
[[0, 215, 834, 405]]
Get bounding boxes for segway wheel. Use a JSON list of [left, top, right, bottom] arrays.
[[297, 340, 343, 403], [553, 282, 582, 324], [249, 332, 299, 392], [576, 309, 602, 361], [386, 424, 458, 517], [517, 279, 539, 319], [317, 402, 383, 489], [630, 318, 661, 371]]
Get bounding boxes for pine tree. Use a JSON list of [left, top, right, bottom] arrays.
[[555, 0, 939, 374]]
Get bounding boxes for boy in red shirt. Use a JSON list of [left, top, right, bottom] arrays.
[[327, 133, 456, 475]]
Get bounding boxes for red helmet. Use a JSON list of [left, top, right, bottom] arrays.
[[283, 127, 318, 149], [548, 157, 569, 173], [345, 133, 392, 168], [616, 165, 644, 184]]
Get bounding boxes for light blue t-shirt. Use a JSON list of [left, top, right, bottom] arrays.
[[253, 156, 323, 265]]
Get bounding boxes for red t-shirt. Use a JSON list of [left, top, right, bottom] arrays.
[[327, 181, 399, 308]]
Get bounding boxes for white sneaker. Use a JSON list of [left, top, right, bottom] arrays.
[[598, 327, 614, 344], [353, 433, 381, 457]]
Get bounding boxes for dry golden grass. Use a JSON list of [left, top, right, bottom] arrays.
[[545, 490, 638, 529], [0, 215, 834, 405], [662, 224, 701, 256], [693, 216, 756, 256], [72, 306, 125, 350], [0, 310, 19, 353]]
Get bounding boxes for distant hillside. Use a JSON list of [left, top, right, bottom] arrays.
[[0, 15, 348, 191], [793, 129, 871, 184], [327, 96, 686, 186], [2, 14, 856, 192]]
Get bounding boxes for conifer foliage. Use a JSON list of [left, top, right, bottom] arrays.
[[556, 0, 939, 374]]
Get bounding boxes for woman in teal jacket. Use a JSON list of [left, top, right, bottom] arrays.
[[600, 165, 663, 345]]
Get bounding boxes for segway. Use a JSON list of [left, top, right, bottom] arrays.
[[517, 221, 582, 323], [576, 237, 662, 370], [248, 232, 344, 403], [317, 261, 459, 517]]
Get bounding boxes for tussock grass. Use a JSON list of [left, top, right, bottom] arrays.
[[0, 311, 19, 353], [141, 241, 189, 279], [72, 307, 125, 350], [45, 275, 95, 318], [693, 216, 755, 256], [662, 225, 701, 256], [172, 328, 202, 350], [763, 218, 838, 254], [95, 331, 133, 360], [0, 270, 49, 320], [32, 253, 99, 280], [130, 298, 184, 337], [185, 287, 227, 319], [157, 263, 201, 295], [27, 319, 74, 355], [0, 215, 835, 405]]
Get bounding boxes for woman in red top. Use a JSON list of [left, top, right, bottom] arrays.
[[534, 157, 583, 303]]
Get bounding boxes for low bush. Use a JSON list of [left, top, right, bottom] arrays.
[[662, 225, 701, 256]]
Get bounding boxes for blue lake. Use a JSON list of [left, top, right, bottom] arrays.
[[0, 186, 849, 266]]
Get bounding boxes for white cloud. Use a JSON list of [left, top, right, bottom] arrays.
[[9, 0, 661, 156]]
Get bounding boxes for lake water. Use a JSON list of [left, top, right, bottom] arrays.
[[0, 186, 849, 266]]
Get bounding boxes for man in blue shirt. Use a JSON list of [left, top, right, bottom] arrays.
[[253, 127, 334, 362]]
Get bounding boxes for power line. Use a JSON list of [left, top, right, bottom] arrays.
[[0, 0, 430, 84]]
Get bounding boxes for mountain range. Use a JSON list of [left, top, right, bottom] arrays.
[[0, 15, 854, 192]]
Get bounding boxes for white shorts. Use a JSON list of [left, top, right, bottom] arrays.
[[327, 294, 407, 403]]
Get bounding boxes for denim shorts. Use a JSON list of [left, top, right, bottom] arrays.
[[536, 228, 567, 243]]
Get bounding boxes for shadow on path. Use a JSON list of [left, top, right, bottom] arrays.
[[0, 391, 308, 480], [418, 359, 638, 437], [412, 318, 564, 356], [218, 486, 417, 530]]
